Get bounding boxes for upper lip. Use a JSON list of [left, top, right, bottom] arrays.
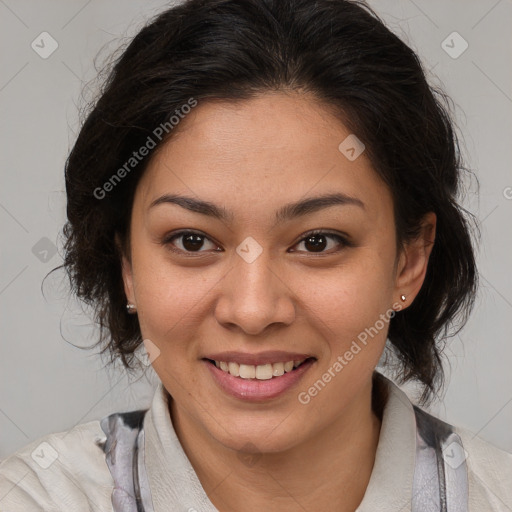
[[202, 351, 316, 366]]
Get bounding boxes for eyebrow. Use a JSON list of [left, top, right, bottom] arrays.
[[149, 192, 365, 226]]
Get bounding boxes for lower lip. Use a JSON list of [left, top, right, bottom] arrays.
[[203, 358, 316, 402]]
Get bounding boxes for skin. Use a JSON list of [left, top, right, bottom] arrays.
[[119, 91, 436, 511]]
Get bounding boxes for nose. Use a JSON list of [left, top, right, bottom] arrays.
[[214, 251, 296, 336]]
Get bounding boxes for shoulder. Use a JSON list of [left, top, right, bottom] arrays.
[[412, 404, 512, 510], [454, 423, 512, 510], [0, 419, 114, 512]]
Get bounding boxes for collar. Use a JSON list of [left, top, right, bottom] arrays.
[[357, 371, 417, 511], [143, 371, 417, 512]]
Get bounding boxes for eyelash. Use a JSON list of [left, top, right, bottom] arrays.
[[162, 229, 352, 256]]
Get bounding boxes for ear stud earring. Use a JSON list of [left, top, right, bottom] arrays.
[[126, 303, 137, 314]]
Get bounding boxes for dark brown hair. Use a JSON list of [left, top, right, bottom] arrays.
[[53, 0, 479, 405]]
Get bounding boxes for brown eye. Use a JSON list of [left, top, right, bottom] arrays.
[[291, 231, 350, 254], [163, 231, 220, 254]]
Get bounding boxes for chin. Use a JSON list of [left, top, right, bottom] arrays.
[[210, 417, 308, 455]]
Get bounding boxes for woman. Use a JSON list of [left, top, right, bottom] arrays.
[[1, 0, 510, 510]]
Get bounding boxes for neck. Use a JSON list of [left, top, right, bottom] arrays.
[[169, 372, 386, 512]]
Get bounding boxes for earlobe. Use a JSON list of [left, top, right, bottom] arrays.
[[394, 212, 436, 308]]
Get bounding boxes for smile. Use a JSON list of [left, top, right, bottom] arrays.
[[203, 357, 317, 401], [208, 358, 309, 380]]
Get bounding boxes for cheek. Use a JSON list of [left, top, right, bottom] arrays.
[[306, 258, 393, 321], [299, 257, 394, 361], [130, 250, 212, 343]]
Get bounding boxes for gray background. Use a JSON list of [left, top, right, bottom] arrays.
[[1, 0, 511, 458]]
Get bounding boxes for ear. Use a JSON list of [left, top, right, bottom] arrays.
[[115, 233, 136, 306], [393, 212, 436, 310]]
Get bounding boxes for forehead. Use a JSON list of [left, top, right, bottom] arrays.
[[135, 92, 392, 224]]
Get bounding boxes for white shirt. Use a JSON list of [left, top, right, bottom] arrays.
[[1, 372, 511, 511]]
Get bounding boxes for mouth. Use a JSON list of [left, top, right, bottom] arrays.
[[203, 357, 316, 380], [202, 356, 317, 401]]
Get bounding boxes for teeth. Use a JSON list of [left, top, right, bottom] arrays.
[[272, 362, 284, 376], [255, 364, 273, 380], [228, 361, 240, 377], [213, 359, 308, 379], [239, 364, 256, 379]]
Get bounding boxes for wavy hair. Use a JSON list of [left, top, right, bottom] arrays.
[[53, 0, 479, 405]]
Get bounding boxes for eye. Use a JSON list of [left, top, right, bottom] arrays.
[[291, 230, 351, 254], [162, 229, 351, 256], [163, 230, 221, 255]]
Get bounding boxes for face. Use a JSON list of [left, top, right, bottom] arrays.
[[120, 91, 435, 454]]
